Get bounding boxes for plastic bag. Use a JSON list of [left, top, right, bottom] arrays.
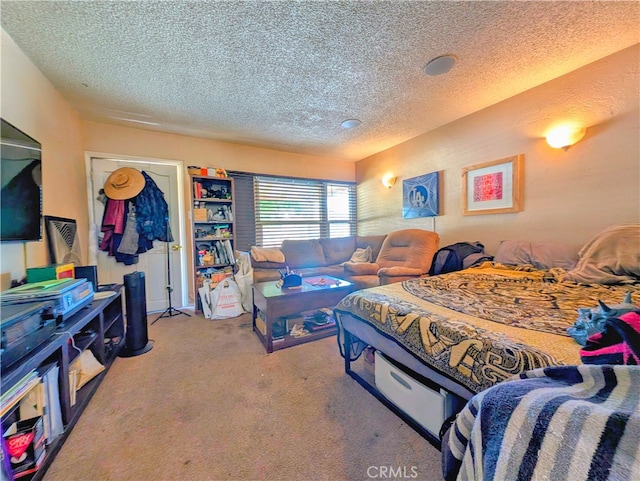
[[209, 278, 243, 319], [199, 283, 213, 319], [234, 250, 254, 312]]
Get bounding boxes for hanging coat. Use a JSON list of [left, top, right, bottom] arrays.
[[100, 200, 139, 265], [134, 171, 173, 244], [99, 198, 125, 255]]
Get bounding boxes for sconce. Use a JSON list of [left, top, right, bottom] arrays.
[[381, 174, 397, 189], [546, 125, 587, 150]]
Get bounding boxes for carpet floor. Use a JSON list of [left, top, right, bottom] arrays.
[[44, 311, 444, 481]]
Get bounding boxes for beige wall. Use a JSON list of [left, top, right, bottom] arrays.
[[82, 121, 355, 182], [356, 44, 640, 254], [1, 30, 86, 283]]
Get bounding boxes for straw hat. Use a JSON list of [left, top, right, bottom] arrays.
[[104, 167, 145, 200]]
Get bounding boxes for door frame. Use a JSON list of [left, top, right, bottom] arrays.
[[84, 151, 189, 307]]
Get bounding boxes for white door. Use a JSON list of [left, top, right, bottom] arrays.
[[89, 157, 186, 312]]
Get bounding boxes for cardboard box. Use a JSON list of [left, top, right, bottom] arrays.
[[26, 264, 75, 283], [4, 416, 46, 478], [193, 208, 208, 222]]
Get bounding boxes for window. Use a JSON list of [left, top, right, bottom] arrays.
[[228, 172, 356, 249]]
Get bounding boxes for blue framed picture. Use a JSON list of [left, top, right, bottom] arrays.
[[402, 171, 440, 218]]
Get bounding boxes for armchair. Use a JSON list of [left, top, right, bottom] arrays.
[[344, 229, 439, 289]]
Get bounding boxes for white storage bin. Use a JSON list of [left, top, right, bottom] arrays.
[[375, 351, 458, 437]]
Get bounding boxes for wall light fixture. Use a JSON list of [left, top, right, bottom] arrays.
[[546, 125, 587, 150], [381, 173, 397, 189]]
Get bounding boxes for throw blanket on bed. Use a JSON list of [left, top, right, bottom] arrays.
[[442, 365, 640, 481], [335, 263, 640, 393]]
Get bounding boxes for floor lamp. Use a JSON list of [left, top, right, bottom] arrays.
[[153, 219, 190, 324]]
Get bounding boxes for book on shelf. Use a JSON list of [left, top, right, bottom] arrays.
[[223, 239, 235, 264], [1, 371, 40, 418], [37, 363, 64, 445], [193, 182, 202, 199], [209, 240, 234, 265], [213, 241, 228, 265]]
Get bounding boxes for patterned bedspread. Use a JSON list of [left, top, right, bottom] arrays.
[[442, 365, 640, 481], [334, 263, 640, 394]]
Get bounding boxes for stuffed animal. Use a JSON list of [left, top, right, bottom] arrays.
[[580, 310, 640, 365], [567, 292, 637, 346]]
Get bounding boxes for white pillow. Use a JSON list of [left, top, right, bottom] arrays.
[[250, 246, 285, 263], [345, 246, 372, 264]]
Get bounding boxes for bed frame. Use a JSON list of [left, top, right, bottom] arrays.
[[340, 318, 470, 449]]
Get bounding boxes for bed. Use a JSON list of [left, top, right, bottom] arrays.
[[333, 225, 640, 446]]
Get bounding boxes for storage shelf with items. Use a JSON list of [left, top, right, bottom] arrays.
[[190, 173, 236, 313], [0, 286, 124, 481]]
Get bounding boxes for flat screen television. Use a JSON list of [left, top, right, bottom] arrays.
[[1, 119, 42, 242]]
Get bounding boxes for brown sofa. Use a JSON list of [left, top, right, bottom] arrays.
[[343, 229, 440, 287], [250, 234, 388, 289], [250, 229, 440, 290]]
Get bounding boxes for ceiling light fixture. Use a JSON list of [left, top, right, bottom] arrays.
[[341, 119, 361, 129], [423, 55, 457, 76]]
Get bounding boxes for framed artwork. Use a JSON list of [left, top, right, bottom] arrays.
[[462, 154, 523, 215], [402, 171, 440, 218], [44, 215, 82, 264]]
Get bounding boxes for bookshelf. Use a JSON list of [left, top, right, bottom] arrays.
[[190, 174, 236, 313], [0, 286, 124, 480]]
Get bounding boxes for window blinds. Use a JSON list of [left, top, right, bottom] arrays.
[[228, 171, 356, 249]]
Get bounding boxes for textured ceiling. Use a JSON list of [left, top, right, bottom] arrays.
[[1, 1, 638, 162]]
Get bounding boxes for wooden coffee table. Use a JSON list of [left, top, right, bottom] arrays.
[[252, 276, 354, 353]]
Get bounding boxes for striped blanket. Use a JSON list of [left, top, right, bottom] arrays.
[[442, 365, 640, 481]]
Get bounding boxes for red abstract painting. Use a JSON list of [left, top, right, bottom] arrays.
[[473, 172, 503, 202]]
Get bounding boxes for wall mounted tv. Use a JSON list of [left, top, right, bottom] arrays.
[[1, 119, 43, 242]]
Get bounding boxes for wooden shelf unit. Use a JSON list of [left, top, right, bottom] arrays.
[[0, 286, 124, 481], [190, 174, 236, 313]]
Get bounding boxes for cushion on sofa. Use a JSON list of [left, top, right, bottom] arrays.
[[250, 246, 285, 263], [281, 239, 327, 268], [251, 259, 287, 269], [343, 262, 380, 275], [356, 235, 387, 261], [319, 236, 356, 265], [376, 229, 439, 271], [348, 274, 382, 290], [346, 246, 373, 264]]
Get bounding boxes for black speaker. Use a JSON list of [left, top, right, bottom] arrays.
[[120, 271, 153, 357], [74, 265, 98, 291]]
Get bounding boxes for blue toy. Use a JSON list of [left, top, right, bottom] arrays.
[[567, 292, 637, 346]]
